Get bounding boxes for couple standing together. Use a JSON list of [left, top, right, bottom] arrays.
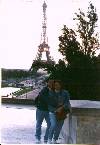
[[34, 79, 71, 144]]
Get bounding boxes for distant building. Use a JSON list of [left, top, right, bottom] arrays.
[[16, 83, 24, 88]]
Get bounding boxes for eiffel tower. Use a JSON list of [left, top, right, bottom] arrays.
[[30, 1, 54, 72], [36, 1, 52, 62]]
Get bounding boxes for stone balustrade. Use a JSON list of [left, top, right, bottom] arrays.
[[60, 100, 100, 144]]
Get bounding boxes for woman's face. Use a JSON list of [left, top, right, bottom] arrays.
[[54, 82, 61, 91]]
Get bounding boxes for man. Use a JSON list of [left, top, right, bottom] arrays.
[[34, 79, 54, 144]]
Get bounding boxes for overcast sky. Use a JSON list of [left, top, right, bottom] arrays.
[[0, 0, 100, 69]]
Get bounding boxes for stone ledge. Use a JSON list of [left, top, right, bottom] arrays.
[[70, 100, 100, 109], [70, 100, 100, 117], [71, 108, 100, 117]]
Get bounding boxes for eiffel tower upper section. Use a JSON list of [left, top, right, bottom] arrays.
[[35, 1, 53, 62]]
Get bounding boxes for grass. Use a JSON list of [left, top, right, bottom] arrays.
[[12, 87, 32, 96]]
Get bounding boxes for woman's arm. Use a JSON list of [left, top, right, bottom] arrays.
[[63, 90, 72, 113]]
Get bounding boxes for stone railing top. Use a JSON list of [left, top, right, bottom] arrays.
[[70, 100, 100, 109]]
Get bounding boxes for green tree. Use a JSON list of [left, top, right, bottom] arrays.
[[30, 60, 55, 74], [74, 2, 99, 57], [58, 2, 100, 100]]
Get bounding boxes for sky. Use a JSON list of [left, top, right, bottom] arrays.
[[0, 0, 100, 69]]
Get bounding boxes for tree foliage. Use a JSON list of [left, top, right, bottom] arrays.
[[57, 2, 100, 100], [74, 2, 99, 57], [2, 69, 30, 80], [30, 60, 55, 74]]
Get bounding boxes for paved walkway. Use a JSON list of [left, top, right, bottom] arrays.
[[1, 104, 47, 144]]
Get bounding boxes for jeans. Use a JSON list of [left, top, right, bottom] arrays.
[[48, 112, 64, 141], [35, 108, 51, 141]]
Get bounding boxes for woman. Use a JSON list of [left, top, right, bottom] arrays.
[[48, 80, 71, 144]]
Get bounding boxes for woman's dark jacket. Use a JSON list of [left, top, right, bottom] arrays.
[[48, 90, 71, 113]]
